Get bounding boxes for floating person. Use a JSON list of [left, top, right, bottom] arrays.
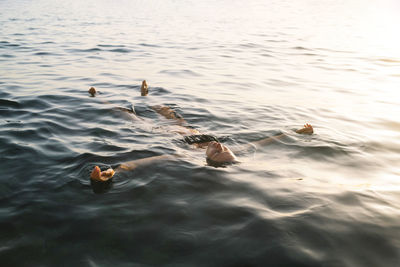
[[90, 123, 313, 181], [89, 81, 314, 183]]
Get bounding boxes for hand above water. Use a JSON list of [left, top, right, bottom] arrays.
[[90, 166, 115, 181], [295, 123, 313, 134]]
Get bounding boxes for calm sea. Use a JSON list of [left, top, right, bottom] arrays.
[[1, 0, 399, 266]]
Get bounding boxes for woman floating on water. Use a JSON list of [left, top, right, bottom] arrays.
[[89, 81, 313, 183]]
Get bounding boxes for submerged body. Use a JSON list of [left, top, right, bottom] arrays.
[[89, 81, 313, 182]]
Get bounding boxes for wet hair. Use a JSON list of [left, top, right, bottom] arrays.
[[184, 134, 219, 144]]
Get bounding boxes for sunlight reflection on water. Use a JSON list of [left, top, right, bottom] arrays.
[[0, 0, 399, 266]]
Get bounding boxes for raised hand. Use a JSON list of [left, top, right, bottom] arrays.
[[90, 166, 115, 181], [295, 123, 313, 134]]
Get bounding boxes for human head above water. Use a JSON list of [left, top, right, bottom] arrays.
[[205, 141, 238, 167]]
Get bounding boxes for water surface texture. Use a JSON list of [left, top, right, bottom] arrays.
[[1, 0, 400, 266]]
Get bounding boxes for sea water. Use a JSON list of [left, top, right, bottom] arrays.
[[0, 0, 399, 266]]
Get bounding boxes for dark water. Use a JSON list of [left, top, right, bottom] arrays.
[[1, 0, 400, 266]]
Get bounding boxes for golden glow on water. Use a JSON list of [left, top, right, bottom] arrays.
[[0, 0, 399, 195], [1, 0, 400, 265], [367, 0, 400, 58]]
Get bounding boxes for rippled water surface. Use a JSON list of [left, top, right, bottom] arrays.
[[1, 0, 400, 266]]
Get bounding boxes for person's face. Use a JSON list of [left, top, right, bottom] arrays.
[[206, 141, 237, 164]]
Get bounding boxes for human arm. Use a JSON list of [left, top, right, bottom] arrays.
[[90, 154, 177, 182], [115, 154, 176, 172], [254, 123, 313, 146], [251, 133, 286, 147], [231, 123, 313, 153]]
